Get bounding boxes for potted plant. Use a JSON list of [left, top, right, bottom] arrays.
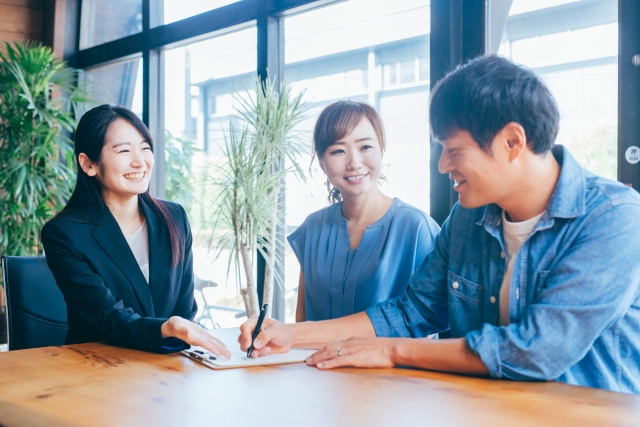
[[205, 76, 309, 318], [0, 41, 88, 343]]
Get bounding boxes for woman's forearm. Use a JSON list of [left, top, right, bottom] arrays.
[[290, 311, 376, 349]]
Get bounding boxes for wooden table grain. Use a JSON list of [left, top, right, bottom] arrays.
[[0, 333, 639, 427]]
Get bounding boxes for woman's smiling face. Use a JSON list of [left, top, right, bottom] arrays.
[[82, 118, 154, 199], [319, 116, 383, 200]]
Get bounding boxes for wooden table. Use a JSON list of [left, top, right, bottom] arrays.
[[0, 331, 639, 427]]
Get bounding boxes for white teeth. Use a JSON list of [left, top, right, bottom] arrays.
[[346, 174, 366, 181], [453, 179, 464, 187], [124, 172, 145, 180]]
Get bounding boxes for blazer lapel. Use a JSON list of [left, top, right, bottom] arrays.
[[90, 206, 155, 317], [140, 198, 171, 313]]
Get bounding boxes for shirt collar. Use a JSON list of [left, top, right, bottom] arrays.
[[478, 145, 586, 228], [545, 145, 586, 219]]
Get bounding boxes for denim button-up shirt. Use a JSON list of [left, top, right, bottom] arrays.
[[366, 146, 640, 394]]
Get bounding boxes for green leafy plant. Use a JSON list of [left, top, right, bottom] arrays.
[[164, 130, 201, 218], [205, 76, 310, 317], [0, 41, 88, 257], [566, 125, 617, 181]]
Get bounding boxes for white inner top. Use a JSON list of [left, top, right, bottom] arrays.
[[124, 220, 150, 284], [499, 210, 545, 326]]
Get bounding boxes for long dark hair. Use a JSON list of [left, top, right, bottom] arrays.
[[53, 104, 184, 267], [312, 100, 387, 204]]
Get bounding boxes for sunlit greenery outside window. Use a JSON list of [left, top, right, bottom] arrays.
[[490, 0, 618, 179]]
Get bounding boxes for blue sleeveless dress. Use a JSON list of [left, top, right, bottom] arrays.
[[287, 198, 440, 321]]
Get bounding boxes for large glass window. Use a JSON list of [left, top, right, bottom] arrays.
[[282, 0, 431, 322], [164, 28, 257, 328], [80, 0, 142, 49], [489, 0, 618, 179], [62, 0, 634, 332], [82, 58, 143, 118]]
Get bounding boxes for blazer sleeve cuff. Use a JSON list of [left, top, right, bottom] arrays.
[[160, 337, 190, 353]]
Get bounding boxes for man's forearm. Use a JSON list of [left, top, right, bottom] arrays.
[[392, 337, 489, 376], [290, 312, 376, 348]]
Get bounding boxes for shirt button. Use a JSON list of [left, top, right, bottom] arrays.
[[452, 281, 459, 289], [490, 296, 496, 303], [500, 252, 505, 259]]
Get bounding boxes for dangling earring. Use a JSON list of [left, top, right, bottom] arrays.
[[325, 179, 341, 204]]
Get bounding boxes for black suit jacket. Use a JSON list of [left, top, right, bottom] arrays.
[[41, 197, 197, 353]]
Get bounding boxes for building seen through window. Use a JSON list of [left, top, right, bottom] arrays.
[[489, 0, 618, 180], [164, 27, 257, 328]]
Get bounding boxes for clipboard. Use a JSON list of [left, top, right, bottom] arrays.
[[181, 327, 316, 370]]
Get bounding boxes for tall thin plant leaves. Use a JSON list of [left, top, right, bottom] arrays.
[[0, 41, 89, 258], [204, 75, 310, 317]]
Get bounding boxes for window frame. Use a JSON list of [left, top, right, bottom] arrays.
[[62, 0, 639, 320]]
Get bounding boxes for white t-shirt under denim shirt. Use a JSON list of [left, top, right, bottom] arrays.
[[499, 210, 545, 326], [124, 220, 150, 284]]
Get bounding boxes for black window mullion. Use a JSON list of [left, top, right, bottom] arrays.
[[257, 15, 284, 87], [142, 0, 151, 126], [63, 0, 82, 62], [429, 0, 485, 226], [256, 6, 286, 321], [618, 0, 640, 190], [142, 0, 165, 198], [71, 1, 258, 69], [429, 0, 454, 227]]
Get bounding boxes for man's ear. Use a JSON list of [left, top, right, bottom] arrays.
[[500, 122, 527, 161], [78, 153, 97, 177]]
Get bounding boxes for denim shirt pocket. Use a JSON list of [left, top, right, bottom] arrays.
[[447, 271, 484, 336], [533, 270, 551, 301]]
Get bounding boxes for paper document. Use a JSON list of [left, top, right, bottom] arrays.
[[181, 327, 316, 370]]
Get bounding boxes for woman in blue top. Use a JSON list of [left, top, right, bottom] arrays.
[[288, 100, 440, 321]]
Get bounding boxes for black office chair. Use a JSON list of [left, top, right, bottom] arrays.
[[1, 256, 68, 350]]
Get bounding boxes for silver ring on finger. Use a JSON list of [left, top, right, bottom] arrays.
[[337, 347, 341, 357]]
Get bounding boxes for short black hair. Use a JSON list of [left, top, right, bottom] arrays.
[[429, 55, 559, 154]]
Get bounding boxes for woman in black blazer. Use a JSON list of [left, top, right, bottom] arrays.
[[41, 105, 230, 356]]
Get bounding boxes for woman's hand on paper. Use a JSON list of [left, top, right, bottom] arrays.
[[162, 316, 231, 358], [238, 316, 294, 357], [305, 337, 398, 369]]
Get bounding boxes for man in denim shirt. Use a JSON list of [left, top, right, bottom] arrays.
[[239, 56, 640, 394]]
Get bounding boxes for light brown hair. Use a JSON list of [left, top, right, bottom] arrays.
[[312, 100, 386, 204]]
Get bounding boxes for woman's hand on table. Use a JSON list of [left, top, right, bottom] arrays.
[[238, 316, 294, 357], [161, 316, 231, 358], [305, 337, 401, 369]]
